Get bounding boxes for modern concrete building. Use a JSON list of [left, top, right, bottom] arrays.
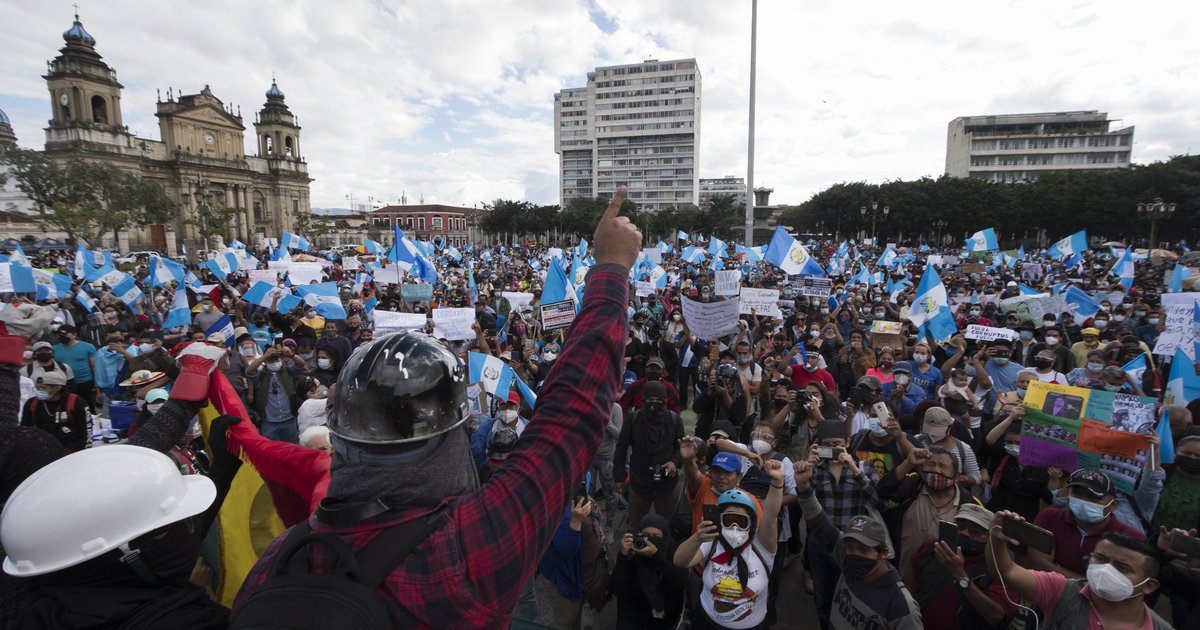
[[554, 58, 701, 212], [699, 176, 747, 209], [945, 111, 1133, 183]]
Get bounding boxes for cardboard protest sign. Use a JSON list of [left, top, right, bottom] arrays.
[[965, 324, 1017, 342], [680, 296, 741, 340], [1024, 381, 1091, 420], [373, 311, 427, 336], [870, 320, 906, 351], [400, 284, 434, 302], [1021, 263, 1043, 281], [431, 307, 475, 341], [1000, 294, 1068, 324], [1018, 409, 1084, 471], [540, 299, 576, 332], [1152, 293, 1199, 359], [714, 271, 741, 296], [738, 288, 781, 318], [962, 262, 985, 274]]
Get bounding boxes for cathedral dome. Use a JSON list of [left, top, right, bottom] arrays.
[[266, 81, 285, 100], [0, 108, 10, 126], [63, 15, 96, 47]]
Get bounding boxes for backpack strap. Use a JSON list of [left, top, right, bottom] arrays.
[[355, 505, 446, 589]]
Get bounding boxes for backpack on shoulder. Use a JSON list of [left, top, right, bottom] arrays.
[[227, 508, 443, 630]]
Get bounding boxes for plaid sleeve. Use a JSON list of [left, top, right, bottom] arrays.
[[455, 264, 628, 611]]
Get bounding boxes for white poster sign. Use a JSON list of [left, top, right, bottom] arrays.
[[341, 256, 361, 270], [432, 307, 476, 341], [500, 291, 535, 313], [373, 311, 428, 336], [373, 264, 405, 286], [641, 247, 663, 265], [965, 324, 1018, 342], [1153, 292, 1200, 359], [287, 262, 325, 285], [714, 270, 741, 296], [738, 288, 781, 318], [249, 269, 279, 286], [635, 281, 655, 297], [680, 296, 741, 340]]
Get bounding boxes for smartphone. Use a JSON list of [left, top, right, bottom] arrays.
[[816, 446, 844, 460], [938, 521, 958, 545], [702, 504, 720, 526], [1169, 534, 1200, 559], [872, 401, 890, 420], [1001, 517, 1054, 555]]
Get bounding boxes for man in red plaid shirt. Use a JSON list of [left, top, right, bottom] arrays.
[[232, 188, 640, 628]]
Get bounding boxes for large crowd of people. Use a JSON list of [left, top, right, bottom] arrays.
[[0, 198, 1198, 630]]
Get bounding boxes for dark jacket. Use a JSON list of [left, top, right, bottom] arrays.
[[613, 408, 684, 495]]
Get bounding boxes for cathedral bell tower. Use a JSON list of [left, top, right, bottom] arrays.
[[43, 11, 129, 150], [254, 79, 301, 160]]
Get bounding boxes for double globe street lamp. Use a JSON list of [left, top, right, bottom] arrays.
[[861, 201, 890, 243], [1136, 197, 1176, 250]]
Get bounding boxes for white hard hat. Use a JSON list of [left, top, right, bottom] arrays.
[[1, 445, 216, 576]]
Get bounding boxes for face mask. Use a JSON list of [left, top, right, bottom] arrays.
[[924, 472, 954, 490], [1087, 563, 1148, 602], [1086, 362, 1104, 373], [873, 311, 885, 319], [1015, 386, 1027, 398], [1094, 320, 1108, 329], [820, 308, 830, 315], [868, 417, 888, 437], [773, 399, 789, 411], [146, 402, 164, 414], [737, 354, 751, 365], [1147, 318, 1159, 325], [317, 358, 333, 370], [645, 402, 664, 415], [35, 390, 51, 401], [810, 330, 820, 339], [993, 357, 1009, 366], [1134, 310, 1146, 318], [804, 363, 818, 372], [1112, 315, 1125, 322], [498, 409, 518, 424], [751, 439, 773, 455], [970, 310, 981, 317], [958, 534, 985, 557], [543, 351, 557, 362], [964, 365, 977, 378], [1068, 496, 1110, 523], [842, 553, 878, 580], [1174, 455, 1200, 475], [299, 352, 315, 361], [912, 353, 928, 364], [201, 305, 213, 313], [1033, 358, 1053, 369], [35, 352, 53, 362], [1045, 336, 1059, 346], [1103, 383, 1122, 392], [1004, 444, 1020, 458], [894, 374, 910, 386], [265, 362, 283, 373], [104, 312, 117, 318], [721, 523, 750, 548], [672, 314, 682, 321], [1019, 331, 1033, 341]]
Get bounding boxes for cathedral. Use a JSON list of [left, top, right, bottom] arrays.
[[15, 12, 313, 253]]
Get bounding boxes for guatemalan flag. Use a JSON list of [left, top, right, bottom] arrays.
[[204, 252, 240, 281], [1111, 249, 1135, 289], [0, 263, 36, 294], [1047, 230, 1088, 258], [163, 286, 192, 329], [1121, 354, 1148, 383], [1167, 347, 1200, 405], [764, 226, 824, 276], [295, 283, 348, 319], [32, 268, 73, 300], [111, 275, 144, 308], [649, 265, 668, 289], [468, 352, 513, 399], [677, 230, 689, 241], [149, 255, 186, 288], [708, 236, 728, 259], [243, 281, 302, 313], [965, 228, 999, 252], [906, 264, 957, 342], [1064, 285, 1101, 319], [541, 257, 576, 306], [280, 231, 311, 253]]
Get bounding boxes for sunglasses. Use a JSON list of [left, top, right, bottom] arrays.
[[721, 512, 751, 529]]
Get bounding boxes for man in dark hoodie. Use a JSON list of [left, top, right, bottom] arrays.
[[610, 513, 689, 629], [614, 380, 685, 529]]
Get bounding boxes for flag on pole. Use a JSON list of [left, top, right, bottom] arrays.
[[204, 315, 236, 348], [1166, 347, 1200, 405], [540, 257, 576, 306], [149, 255, 186, 288], [1156, 408, 1175, 465], [1168, 264, 1187, 293], [906, 264, 957, 342], [965, 228, 999, 252], [163, 286, 192, 329], [763, 226, 824, 276], [243, 281, 301, 312], [1047, 230, 1088, 258], [111, 275, 144, 309], [76, 290, 98, 314], [676, 230, 688, 241], [0, 263, 35, 294], [280, 232, 311, 252], [32, 268, 73, 300], [1121, 354, 1147, 383], [1110, 249, 1135, 289], [295, 283, 348, 319], [468, 352, 513, 399], [1064, 285, 1101, 319]]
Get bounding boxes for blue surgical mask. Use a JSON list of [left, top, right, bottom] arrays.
[[867, 417, 888, 437], [1068, 496, 1110, 524], [992, 357, 1009, 366], [317, 358, 333, 370], [1086, 362, 1104, 373], [1019, 331, 1033, 341], [35, 390, 51, 401]]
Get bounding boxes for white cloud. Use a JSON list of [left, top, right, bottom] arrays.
[[1, 0, 1198, 211]]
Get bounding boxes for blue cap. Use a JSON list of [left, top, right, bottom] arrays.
[[710, 452, 743, 473], [621, 370, 637, 390]]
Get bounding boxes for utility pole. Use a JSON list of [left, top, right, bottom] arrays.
[[744, 0, 758, 246]]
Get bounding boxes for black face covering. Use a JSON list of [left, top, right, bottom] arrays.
[[38, 517, 201, 590], [1175, 454, 1200, 475]]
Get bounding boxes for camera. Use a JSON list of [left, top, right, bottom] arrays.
[[632, 532, 647, 550], [816, 446, 844, 460], [650, 464, 666, 482]]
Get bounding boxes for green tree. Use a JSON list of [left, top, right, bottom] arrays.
[[292, 208, 332, 246], [185, 200, 242, 250]]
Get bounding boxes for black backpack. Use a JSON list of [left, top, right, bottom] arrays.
[[227, 508, 443, 630]]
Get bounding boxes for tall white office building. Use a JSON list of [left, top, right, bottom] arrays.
[[554, 58, 701, 212], [945, 111, 1134, 183]]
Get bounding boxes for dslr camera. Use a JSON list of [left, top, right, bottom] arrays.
[[632, 532, 647, 550]]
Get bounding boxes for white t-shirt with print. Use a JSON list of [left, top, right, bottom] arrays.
[[698, 536, 775, 629]]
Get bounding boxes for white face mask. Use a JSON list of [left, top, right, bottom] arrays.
[[751, 439, 773, 455], [912, 353, 928, 364], [146, 402, 164, 414], [894, 374, 910, 386], [1086, 563, 1148, 602], [722, 523, 750, 548], [139, 343, 155, 353], [1004, 444, 1020, 458], [498, 409, 519, 424]]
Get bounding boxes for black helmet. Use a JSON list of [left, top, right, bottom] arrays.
[[329, 331, 469, 445], [487, 426, 519, 460], [716, 363, 739, 381]]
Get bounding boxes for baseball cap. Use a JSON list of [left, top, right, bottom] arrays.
[[840, 515, 888, 549], [503, 390, 520, 405], [710, 452, 743, 473], [31, 341, 52, 351], [646, 357, 665, 369], [954, 503, 994, 531], [206, 332, 226, 346], [857, 375, 883, 393], [892, 362, 912, 374], [1067, 468, 1114, 498], [1081, 327, 1100, 337], [144, 388, 169, 404], [37, 372, 68, 387], [1006, 281, 1017, 287], [923, 407, 954, 441], [621, 370, 637, 390], [709, 420, 737, 440]]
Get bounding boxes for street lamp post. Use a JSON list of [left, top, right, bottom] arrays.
[[860, 202, 890, 243], [1136, 197, 1176, 250], [934, 219, 947, 246]]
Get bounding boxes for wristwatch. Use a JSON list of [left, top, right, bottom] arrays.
[[956, 577, 970, 589]]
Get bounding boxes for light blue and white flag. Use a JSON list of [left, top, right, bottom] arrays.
[[1018, 283, 1042, 296], [677, 230, 689, 241], [1121, 354, 1148, 383], [204, 314, 236, 348], [76, 290, 98, 314], [295, 282, 348, 319], [7, 245, 30, 267], [1064, 285, 1101, 319], [31, 269, 72, 300], [966, 228, 999, 252], [763, 226, 824, 276], [1110, 249, 1135, 289], [111, 275, 144, 308], [906, 264, 957, 342], [0, 263, 35, 294], [1047, 230, 1088, 258], [649, 265, 668, 289], [242, 281, 302, 312], [280, 231, 311, 252], [575, 238, 589, 260], [681, 246, 706, 265], [203, 251, 240, 281], [541, 257, 577, 306], [708, 236, 728, 259], [877, 248, 898, 269], [149, 255, 186, 288], [468, 352, 513, 399], [1168, 264, 1187, 293], [1167, 347, 1200, 404]]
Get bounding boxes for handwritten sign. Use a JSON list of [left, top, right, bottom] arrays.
[[715, 270, 741, 296], [965, 324, 1018, 342], [400, 283, 434, 302], [738, 288, 781, 318], [432, 307, 475, 341], [287, 262, 325, 286], [373, 264, 404, 285], [373, 311, 427, 336], [635, 281, 655, 297], [1152, 292, 1199, 359], [540, 299, 577, 331], [680, 296, 741, 340], [341, 256, 360, 270]]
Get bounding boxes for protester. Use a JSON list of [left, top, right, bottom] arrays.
[[614, 380, 685, 529], [611, 513, 688, 629]]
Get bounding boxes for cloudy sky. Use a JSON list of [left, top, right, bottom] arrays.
[[2, 0, 1198, 211]]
